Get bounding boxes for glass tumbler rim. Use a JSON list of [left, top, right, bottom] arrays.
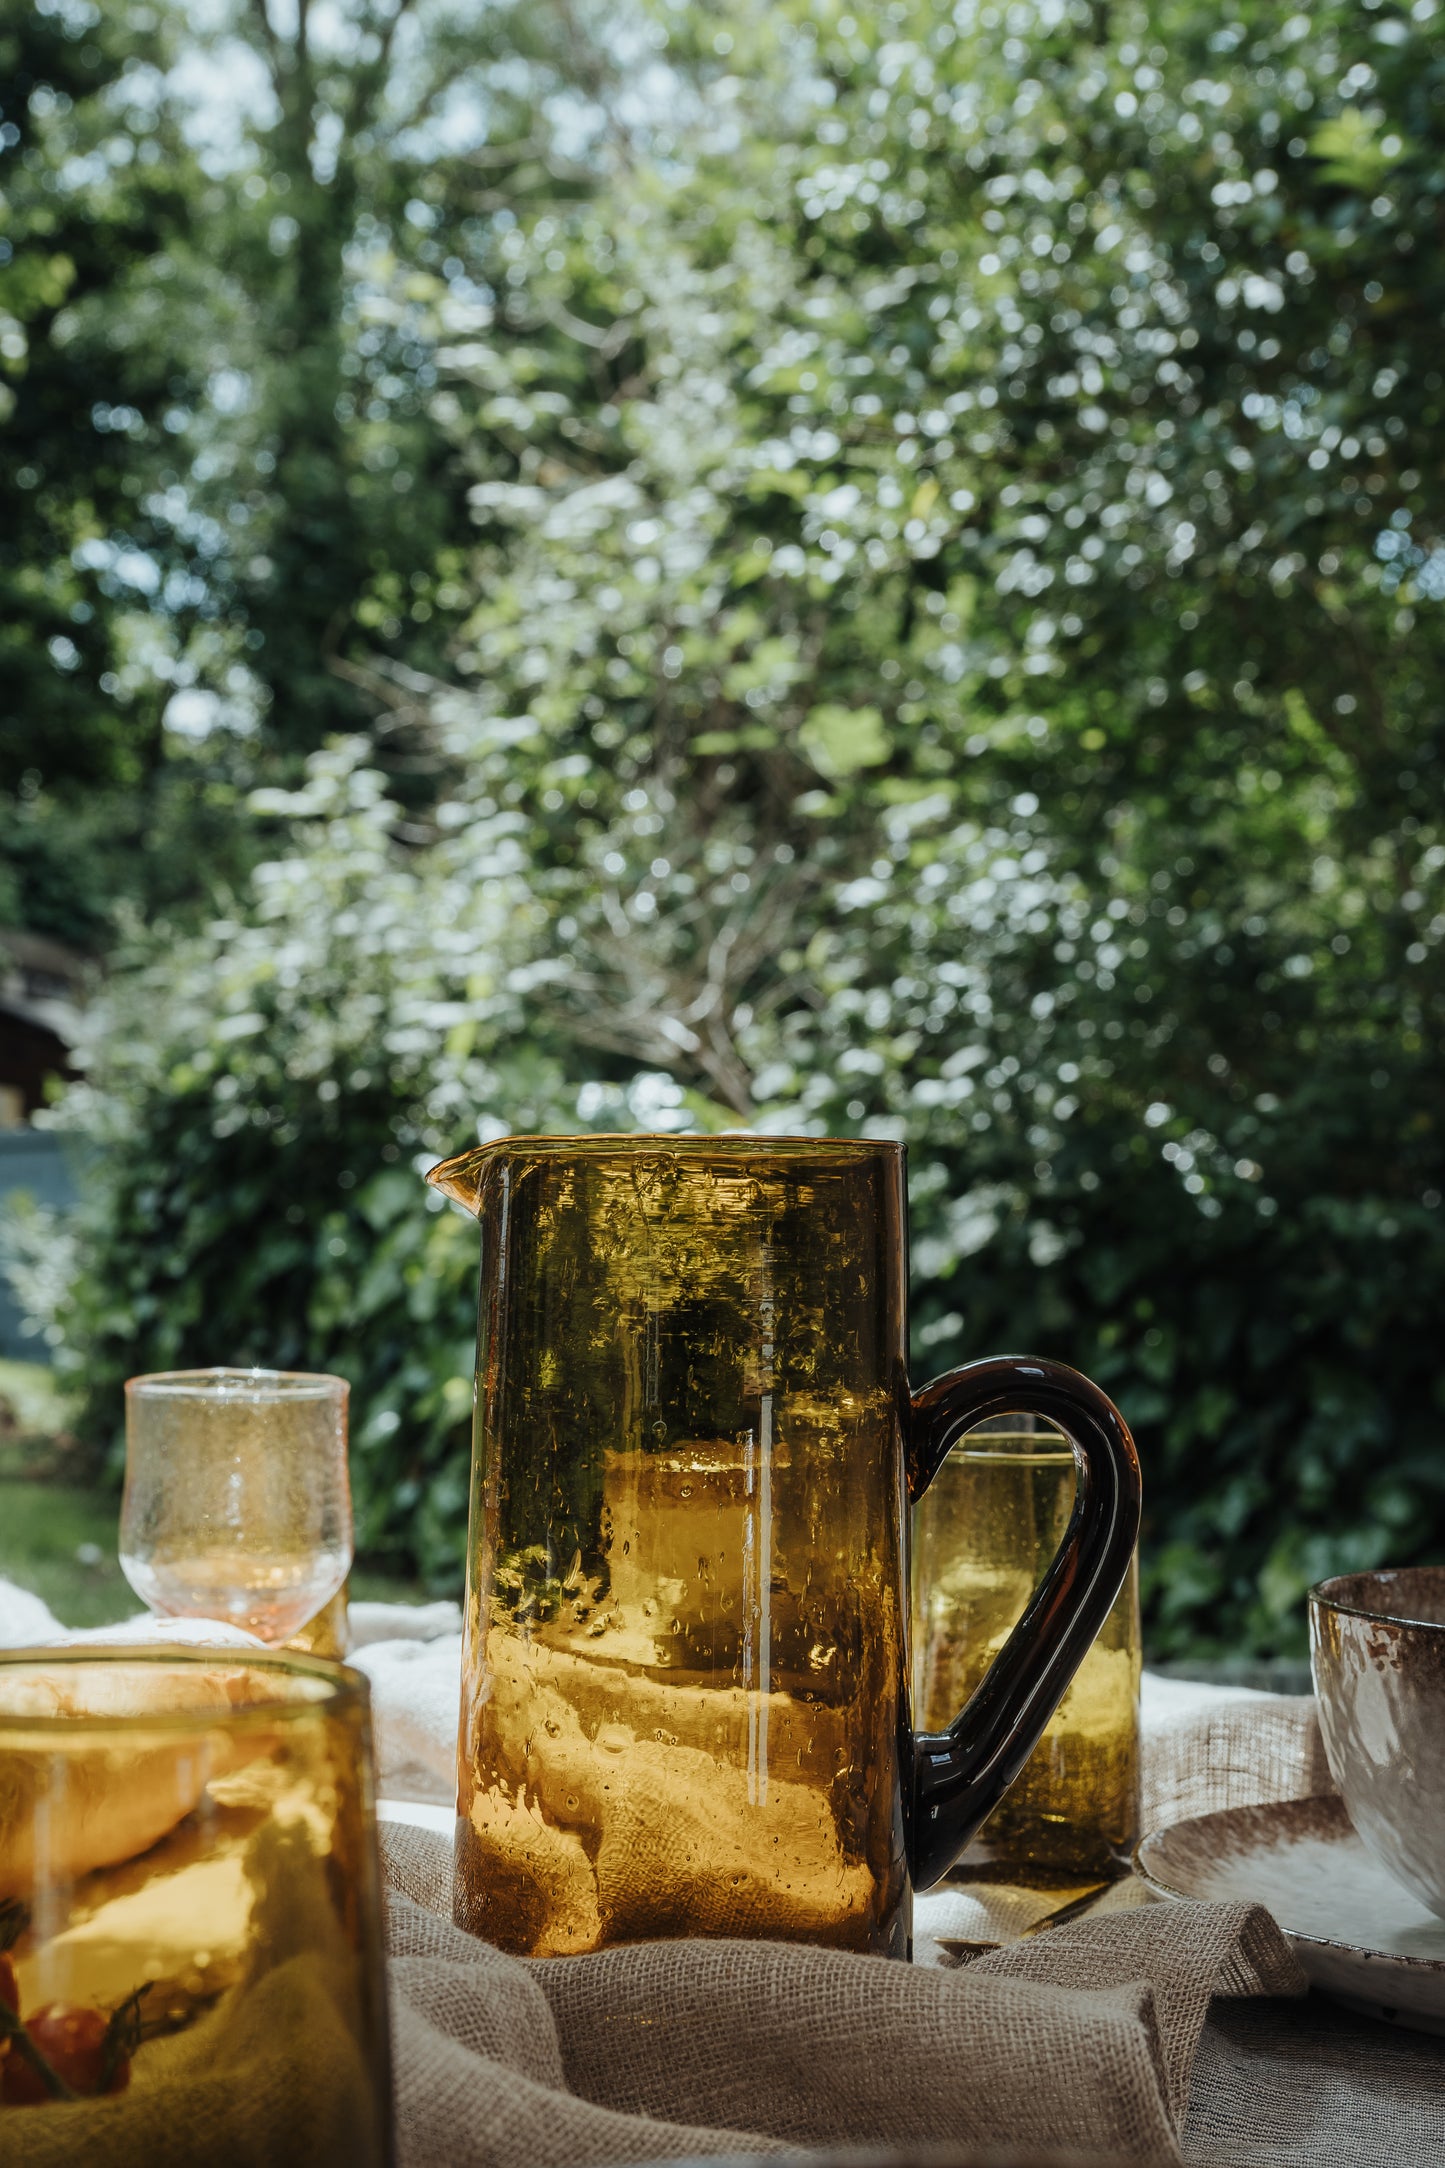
[[946, 1438, 1074, 1463], [0, 1643, 370, 1735], [126, 1365, 350, 1402]]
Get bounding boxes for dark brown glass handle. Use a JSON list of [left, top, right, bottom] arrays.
[[905, 1354, 1141, 1891]]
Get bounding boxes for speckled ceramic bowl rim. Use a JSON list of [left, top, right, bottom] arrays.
[[1134, 1796, 1445, 1971], [1308, 1565, 1445, 1634]]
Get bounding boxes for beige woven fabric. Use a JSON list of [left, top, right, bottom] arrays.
[[1137, 1678, 1330, 1833], [1185, 1995, 1445, 2168], [3, 1580, 1428, 2167], [378, 1684, 1445, 2168], [380, 1820, 1306, 2168]]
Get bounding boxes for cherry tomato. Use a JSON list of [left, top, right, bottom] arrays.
[[1, 2003, 130, 2105]]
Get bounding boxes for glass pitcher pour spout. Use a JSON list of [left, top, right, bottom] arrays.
[[430, 1133, 1141, 1958]]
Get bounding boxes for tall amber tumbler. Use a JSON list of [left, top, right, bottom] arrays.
[[429, 1134, 1141, 1960], [912, 1422, 1141, 1884], [0, 1647, 391, 2166]]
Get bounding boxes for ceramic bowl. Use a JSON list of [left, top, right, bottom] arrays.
[[1309, 1565, 1445, 1921]]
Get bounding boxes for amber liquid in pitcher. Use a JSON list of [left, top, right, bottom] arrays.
[[453, 1142, 912, 1958], [911, 1432, 1140, 1883]]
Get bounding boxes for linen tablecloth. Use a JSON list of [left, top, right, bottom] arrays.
[[2, 1579, 1440, 2166], [355, 1627, 1442, 2167]]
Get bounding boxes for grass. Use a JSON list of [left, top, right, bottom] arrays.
[[0, 1475, 134, 1628], [0, 1358, 427, 1632]]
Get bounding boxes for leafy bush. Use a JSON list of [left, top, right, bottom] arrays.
[[9, 744, 546, 1582]]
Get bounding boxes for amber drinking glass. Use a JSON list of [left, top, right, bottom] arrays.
[[121, 1370, 352, 1644], [428, 1134, 1141, 1960], [912, 1421, 1141, 1885], [0, 1646, 391, 2167]]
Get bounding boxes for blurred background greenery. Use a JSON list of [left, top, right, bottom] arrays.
[[1, 0, 1441, 1654]]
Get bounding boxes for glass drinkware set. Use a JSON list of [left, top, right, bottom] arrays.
[[0, 1379, 374, 2152], [11, 1130, 1139, 2157]]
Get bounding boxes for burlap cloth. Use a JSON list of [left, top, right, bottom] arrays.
[[362, 1659, 1442, 2168], [2, 1583, 1440, 2165]]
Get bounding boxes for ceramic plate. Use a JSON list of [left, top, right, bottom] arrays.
[[1137, 1794, 1445, 2033]]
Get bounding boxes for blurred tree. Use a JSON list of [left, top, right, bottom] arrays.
[[707, 0, 1445, 1652], [0, 0, 610, 941], [13, 0, 1445, 1649], [0, 0, 201, 940], [180, 0, 607, 756], [366, 0, 1445, 1640]]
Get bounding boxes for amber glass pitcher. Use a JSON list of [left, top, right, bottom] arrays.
[[428, 1134, 1140, 1959]]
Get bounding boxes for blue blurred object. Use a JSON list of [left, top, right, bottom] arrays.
[[0, 1129, 77, 1359]]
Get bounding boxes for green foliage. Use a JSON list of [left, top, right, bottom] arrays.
[[158, 0, 607, 756], [10, 0, 1445, 1651], [0, 1, 207, 938], [0, 0, 611, 937], [0, 0, 192, 802], [8, 740, 570, 1581]]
